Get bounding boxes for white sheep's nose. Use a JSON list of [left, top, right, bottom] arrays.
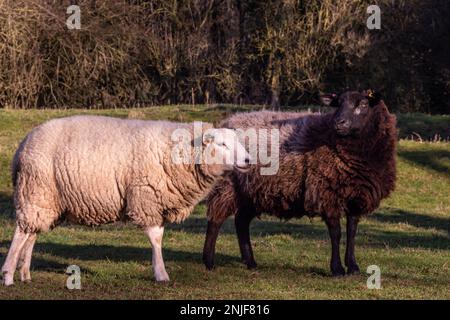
[[235, 148, 251, 170]]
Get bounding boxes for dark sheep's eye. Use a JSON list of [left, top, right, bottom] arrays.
[[358, 102, 368, 109]]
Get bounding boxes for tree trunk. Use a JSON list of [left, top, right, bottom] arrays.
[[269, 54, 281, 110]]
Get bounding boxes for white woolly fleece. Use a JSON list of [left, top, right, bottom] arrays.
[[12, 115, 232, 232]]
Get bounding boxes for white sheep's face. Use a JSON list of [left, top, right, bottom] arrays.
[[202, 128, 251, 172]]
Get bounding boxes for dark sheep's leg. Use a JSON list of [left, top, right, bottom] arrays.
[[325, 217, 345, 277], [345, 215, 360, 275], [235, 212, 257, 269], [203, 219, 226, 271]]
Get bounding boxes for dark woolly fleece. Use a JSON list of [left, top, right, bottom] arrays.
[[207, 101, 397, 222]]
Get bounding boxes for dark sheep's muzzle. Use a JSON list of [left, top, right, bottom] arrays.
[[334, 119, 351, 135]]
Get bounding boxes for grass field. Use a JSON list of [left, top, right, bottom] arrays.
[[0, 106, 449, 299]]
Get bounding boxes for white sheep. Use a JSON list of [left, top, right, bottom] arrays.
[[2, 115, 250, 285]]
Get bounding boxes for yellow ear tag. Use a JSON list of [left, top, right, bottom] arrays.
[[367, 90, 374, 98]]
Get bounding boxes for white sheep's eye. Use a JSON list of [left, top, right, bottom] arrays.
[[354, 107, 361, 115]]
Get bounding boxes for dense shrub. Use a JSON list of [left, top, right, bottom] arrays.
[[0, 0, 448, 113]]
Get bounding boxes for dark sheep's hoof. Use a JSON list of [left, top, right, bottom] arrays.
[[331, 266, 346, 277], [203, 255, 215, 271], [346, 265, 360, 275], [246, 261, 257, 270], [204, 262, 215, 271]]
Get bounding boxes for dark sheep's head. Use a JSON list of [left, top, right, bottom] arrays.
[[320, 90, 383, 136]]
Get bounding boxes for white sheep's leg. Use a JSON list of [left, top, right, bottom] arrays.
[[17, 233, 37, 282], [1, 226, 31, 286], [145, 225, 170, 282]]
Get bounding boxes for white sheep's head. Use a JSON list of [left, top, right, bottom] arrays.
[[202, 128, 251, 173]]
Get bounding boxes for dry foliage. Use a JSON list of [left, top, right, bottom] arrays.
[[0, 0, 448, 112]]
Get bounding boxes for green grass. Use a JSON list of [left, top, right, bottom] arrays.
[[0, 106, 449, 299]]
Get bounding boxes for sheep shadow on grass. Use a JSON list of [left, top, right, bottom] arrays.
[[370, 208, 450, 234], [1, 189, 448, 274], [0, 239, 332, 279], [398, 149, 450, 177], [0, 212, 448, 278], [0, 191, 14, 219], [174, 214, 450, 251], [0, 240, 238, 267], [169, 215, 327, 239]]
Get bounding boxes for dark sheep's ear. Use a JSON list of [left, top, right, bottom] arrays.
[[320, 93, 339, 108], [366, 90, 382, 107]]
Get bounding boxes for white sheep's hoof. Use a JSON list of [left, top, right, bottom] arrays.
[[2, 272, 14, 286], [154, 271, 170, 282], [20, 270, 31, 282]]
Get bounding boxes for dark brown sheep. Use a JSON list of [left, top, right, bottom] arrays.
[[203, 90, 397, 276]]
